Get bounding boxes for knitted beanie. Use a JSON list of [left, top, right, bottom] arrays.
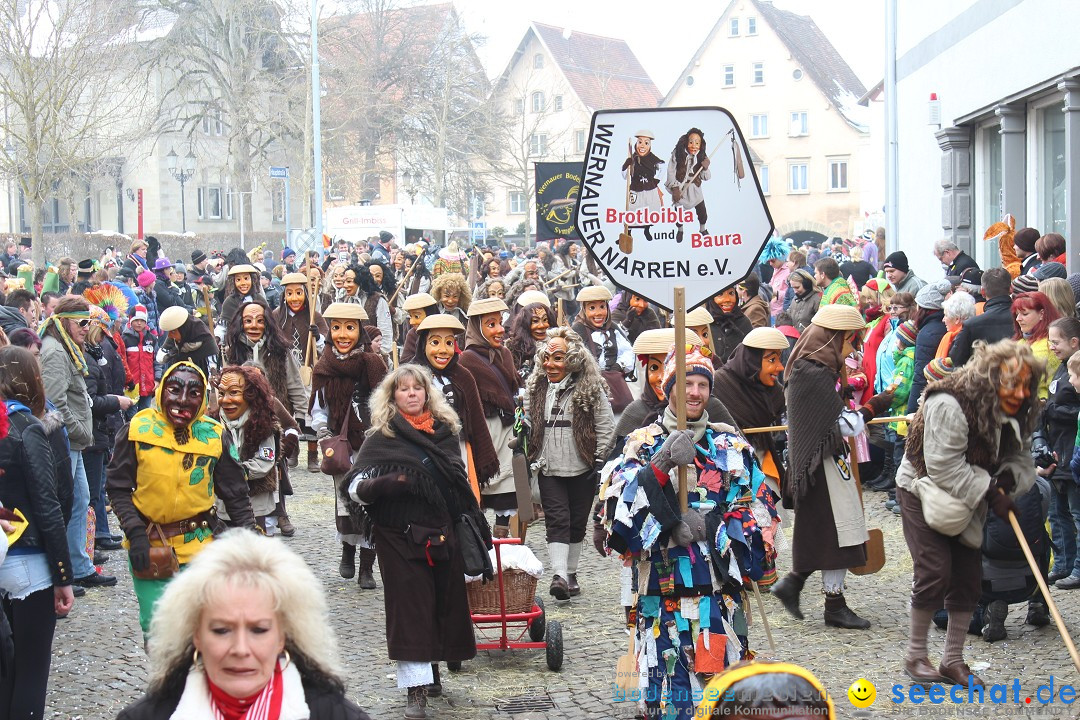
[[1011, 274, 1039, 295], [662, 345, 714, 397], [895, 320, 918, 348]]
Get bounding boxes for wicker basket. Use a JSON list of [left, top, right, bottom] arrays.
[[466, 569, 538, 614]]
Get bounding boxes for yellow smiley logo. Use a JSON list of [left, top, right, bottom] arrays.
[[848, 678, 876, 708]]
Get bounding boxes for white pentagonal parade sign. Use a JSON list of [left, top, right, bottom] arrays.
[[573, 107, 774, 312]]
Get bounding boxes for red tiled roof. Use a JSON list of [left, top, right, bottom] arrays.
[[530, 23, 661, 110]]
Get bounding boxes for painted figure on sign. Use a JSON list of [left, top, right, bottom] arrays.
[[620, 130, 665, 242], [666, 127, 711, 244]]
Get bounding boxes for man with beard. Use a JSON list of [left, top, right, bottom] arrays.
[[597, 346, 781, 718], [106, 361, 255, 636], [274, 272, 328, 473]]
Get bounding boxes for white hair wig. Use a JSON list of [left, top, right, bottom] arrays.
[[147, 529, 344, 695]]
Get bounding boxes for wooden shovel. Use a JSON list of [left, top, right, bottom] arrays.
[[618, 139, 634, 254], [614, 595, 638, 693]]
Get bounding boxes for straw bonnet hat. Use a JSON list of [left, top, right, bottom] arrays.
[[677, 307, 713, 328], [576, 286, 613, 302], [516, 290, 551, 308], [159, 306, 190, 333], [280, 272, 309, 286], [227, 263, 258, 276], [742, 327, 790, 350], [323, 302, 368, 320], [418, 314, 465, 333], [468, 297, 509, 316], [811, 304, 865, 331], [632, 328, 704, 355], [403, 292, 438, 311]]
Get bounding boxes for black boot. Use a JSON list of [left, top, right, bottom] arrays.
[[675, 226, 684, 243], [339, 543, 356, 579], [644, 226, 653, 241], [425, 664, 442, 697], [358, 548, 377, 589], [771, 572, 807, 620], [866, 444, 896, 490], [824, 593, 871, 629]]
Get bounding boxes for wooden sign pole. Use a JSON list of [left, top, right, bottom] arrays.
[[674, 287, 688, 514]]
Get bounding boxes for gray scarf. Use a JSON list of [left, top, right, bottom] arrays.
[[660, 406, 708, 443]]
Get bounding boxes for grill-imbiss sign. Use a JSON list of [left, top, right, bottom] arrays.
[[572, 107, 774, 311]]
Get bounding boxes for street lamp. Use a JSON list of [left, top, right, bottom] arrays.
[[401, 170, 419, 205], [166, 146, 196, 232]]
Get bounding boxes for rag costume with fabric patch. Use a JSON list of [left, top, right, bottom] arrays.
[[598, 413, 781, 717]]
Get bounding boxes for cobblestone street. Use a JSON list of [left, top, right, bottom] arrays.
[[47, 462, 1080, 720]]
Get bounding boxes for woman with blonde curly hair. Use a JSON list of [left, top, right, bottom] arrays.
[[524, 327, 615, 599], [429, 272, 471, 328], [344, 365, 488, 717], [118, 529, 370, 720]]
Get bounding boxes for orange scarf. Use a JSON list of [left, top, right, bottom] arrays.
[[401, 410, 434, 434]]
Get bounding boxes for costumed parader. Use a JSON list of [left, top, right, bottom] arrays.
[[505, 292, 556, 383], [344, 365, 490, 719], [895, 339, 1041, 688], [223, 297, 308, 430], [597, 345, 782, 719], [705, 287, 752, 362], [674, 306, 719, 359], [616, 328, 736, 440], [770, 305, 894, 630], [157, 306, 221, 381], [215, 365, 298, 535], [309, 302, 387, 589], [571, 285, 635, 414], [401, 292, 440, 364], [411, 313, 501, 490], [524, 327, 615, 600], [105, 361, 255, 637], [458, 297, 520, 538], [712, 326, 790, 533], [612, 291, 661, 345], [218, 264, 264, 340], [274, 272, 328, 473], [430, 272, 471, 330]]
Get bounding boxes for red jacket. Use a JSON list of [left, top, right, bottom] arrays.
[[122, 325, 156, 397]]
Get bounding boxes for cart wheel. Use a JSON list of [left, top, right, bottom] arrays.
[[545, 620, 564, 671], [447, 661, 462, 672], [529, 596, 546, 642]]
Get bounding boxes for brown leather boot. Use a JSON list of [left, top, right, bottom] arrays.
[[404, 686, 427, 719], [567, 573, 580, 597], [307, 441, 320, 473], [549, 575, 570, 600]]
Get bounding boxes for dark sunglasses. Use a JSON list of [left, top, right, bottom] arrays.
[[76, 318, 91, 328]]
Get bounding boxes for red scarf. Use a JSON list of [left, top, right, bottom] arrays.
[[401, 409, 434, 434], [207, 662, 283, 720]]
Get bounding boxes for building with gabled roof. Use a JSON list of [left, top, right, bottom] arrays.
[[664, 0, 880, 246], [483, 22, 660, 243]]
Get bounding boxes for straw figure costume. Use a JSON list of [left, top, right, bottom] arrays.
[[309, 302, 387, 589], [598, 346, 781, 719], [219, 264, 264, 337], [106, 361, 254, 634], [770, 305, 894, 630], [458, 297, 520, 537], [158, 306, 221, 381]]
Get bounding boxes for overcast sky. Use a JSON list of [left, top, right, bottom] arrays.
[[452, 0, 886, 93]]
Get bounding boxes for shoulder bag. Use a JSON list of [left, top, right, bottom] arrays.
[[320, 403, 353, 475], [131, 523, 180, 581]]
